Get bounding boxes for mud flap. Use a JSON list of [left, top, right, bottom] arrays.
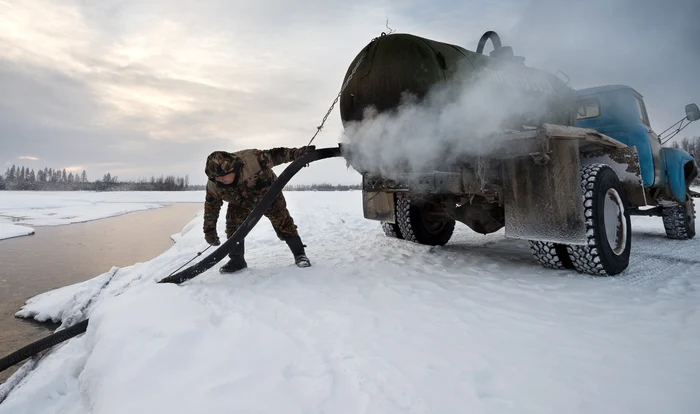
[[362, 190, 395, 222], [502, 139, 587, 245]]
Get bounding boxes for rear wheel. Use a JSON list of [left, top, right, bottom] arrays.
[[396, 196, 455, 246], [529, 241, 574, 270], [381, 222, 404, 239], [662, 196, 696, 240], [566, 164, 631, 276]]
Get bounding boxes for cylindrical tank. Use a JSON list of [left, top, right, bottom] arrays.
[[338, 32, 577, 131]]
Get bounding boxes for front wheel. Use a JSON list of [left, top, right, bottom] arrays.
[[566, 164, 632, 276], [662, 196, 696, 240]]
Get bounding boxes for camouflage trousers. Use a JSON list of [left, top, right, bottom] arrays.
[[225, 192, 298, 240]]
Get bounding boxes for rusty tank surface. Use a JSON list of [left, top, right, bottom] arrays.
[[338, 31, 578, 133]]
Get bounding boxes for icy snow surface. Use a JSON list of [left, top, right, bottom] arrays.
[[0, 191, 204, 240], [0, 223, 35, 241], [2, 191, 700, 414]]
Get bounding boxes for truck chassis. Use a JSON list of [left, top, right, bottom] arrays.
[[350, 124, 694, 276]]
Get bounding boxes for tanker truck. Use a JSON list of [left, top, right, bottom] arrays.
[[337, 30, 699, 276]]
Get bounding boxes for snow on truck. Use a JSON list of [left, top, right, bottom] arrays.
[[337, 31, 700, 276]]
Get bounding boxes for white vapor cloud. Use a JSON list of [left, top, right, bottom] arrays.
[[340, 53, 574, 177]]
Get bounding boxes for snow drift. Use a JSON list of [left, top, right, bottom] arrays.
[[1, 191, 699, 414], [0, 224, 34, 241]]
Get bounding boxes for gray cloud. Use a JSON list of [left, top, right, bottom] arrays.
[[505, 0, 700, 130], [1, 0, 698, 185]]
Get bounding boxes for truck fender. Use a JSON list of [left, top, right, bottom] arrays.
[[661, 148, 698, 202], [581, 145, 646, 207]]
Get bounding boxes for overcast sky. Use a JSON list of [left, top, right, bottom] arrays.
[[1, 0, 699, 185]]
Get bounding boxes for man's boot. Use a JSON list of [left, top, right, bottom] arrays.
[[285, 235, 311, 268], [219, 240, 247, 273]]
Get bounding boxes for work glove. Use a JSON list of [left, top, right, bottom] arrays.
[[205, 231, 220, 246], [293, 145, 315, 159]]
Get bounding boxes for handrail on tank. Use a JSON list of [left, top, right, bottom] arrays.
[[476, 31, 502, 54]]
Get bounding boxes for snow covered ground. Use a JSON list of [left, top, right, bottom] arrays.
[[0, 191, 204, 240], [1, 190, 699, 413]]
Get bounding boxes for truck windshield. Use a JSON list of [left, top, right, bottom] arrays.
[[576, 99, 600, 120]]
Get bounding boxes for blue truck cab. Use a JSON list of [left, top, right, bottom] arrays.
[[573, 85, 699, 204]]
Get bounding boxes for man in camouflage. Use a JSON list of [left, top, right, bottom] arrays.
[[203, 145, 315, 273]]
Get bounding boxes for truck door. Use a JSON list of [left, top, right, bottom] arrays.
[[635, 95, 666, 187]]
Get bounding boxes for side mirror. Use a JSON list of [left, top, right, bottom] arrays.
[[686, 103, 700, 122]]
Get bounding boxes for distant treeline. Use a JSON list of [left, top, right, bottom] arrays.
[[671, 136, 700, 184], [0, 165, 201, 191], [0, 165, 360, 192], [4, 137, 699, 192], [671, 136, 700, 157]]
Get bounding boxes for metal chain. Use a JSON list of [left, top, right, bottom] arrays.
[[306, 35, 381, 147], [476, 154, 487, 192], [164, 245, 212, 279]]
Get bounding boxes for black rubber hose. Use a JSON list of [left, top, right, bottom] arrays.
[[0, 146, 343, 375], [159, 146, 342, 284], [0, 320, 89, 373]]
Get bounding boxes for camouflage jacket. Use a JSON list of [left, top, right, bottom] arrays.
[[203, 147, 300, 235]]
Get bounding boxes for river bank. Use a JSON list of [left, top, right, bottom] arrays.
[[0, 203, 202, 383]]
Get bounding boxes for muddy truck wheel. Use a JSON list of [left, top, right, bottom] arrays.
[[396, 196, 455, 246], [529, 241, 574, 270], [662, 196, 696, 240], [381, 222, 404, 239], [379, 195, 404, 239], [566, 164, 632, 276]]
